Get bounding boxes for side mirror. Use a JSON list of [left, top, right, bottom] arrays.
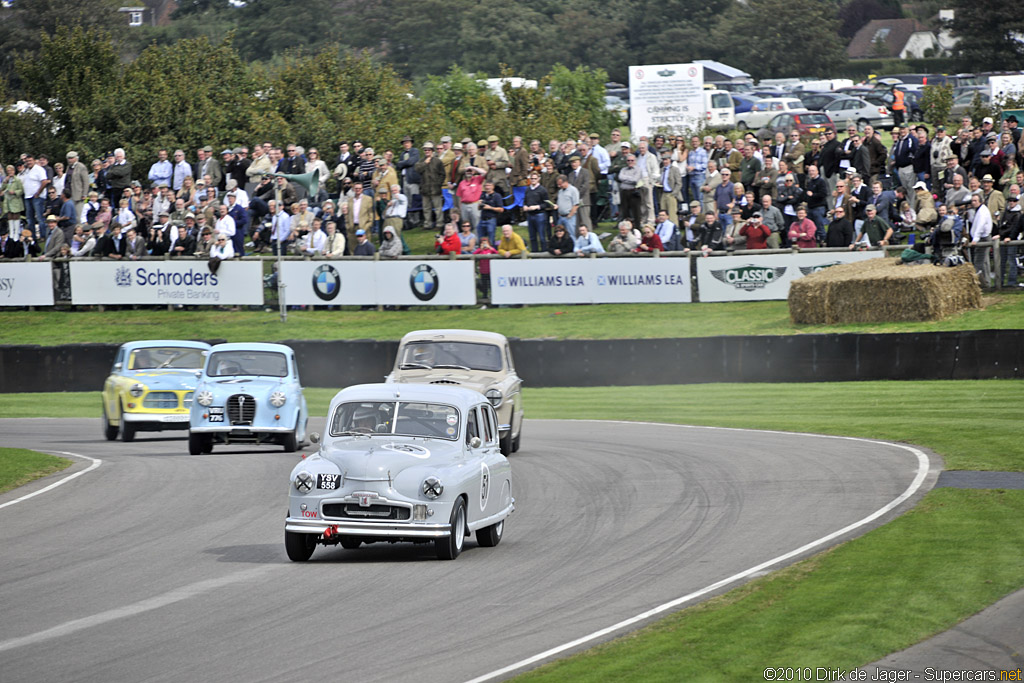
[[113, 362, 122, 372], [194, 370, 202, 379], [309, 432, 320, 445], [469, 436, 482, 449]]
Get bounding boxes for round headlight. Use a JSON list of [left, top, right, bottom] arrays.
[[485, 388, 502, 408], [270, 391, 287, 408], [129, 383, 145, 398], [422, 476, 443, 499], [294, 471, 314, 493], [196, 390, 214, 407]]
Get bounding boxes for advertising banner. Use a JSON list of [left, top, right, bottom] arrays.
[[490, 258, 691, 305], [279, 260, 476, 306], [0, 262, 55, 306], [696, 251, 884, 302], [70, 260, 264, 305], [628, 63, 705, 136]]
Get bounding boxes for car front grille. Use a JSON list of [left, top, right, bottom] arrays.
[[322, 503, 411, 521], [227, 394, 256, 425], [143, 392, 179, 409]]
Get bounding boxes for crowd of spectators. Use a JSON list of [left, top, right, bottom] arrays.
[[1, 116, 1021, 287]]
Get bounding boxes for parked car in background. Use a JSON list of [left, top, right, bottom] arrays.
[[704, 88, 736, 130], [731, 94, 760, 114], [736, 97, 805, 131], [794, 91, 848, 111], [102, 340, 211, 442], [284, 383, 514, 561], [188, 342, 308, 454], [605, 94, 630, 123], [950, 89, 991, 119], [822, 97, 894, 130], [865, 87, 925, 123], [756, 110, 836, 141], [386, 329, 523, 455]]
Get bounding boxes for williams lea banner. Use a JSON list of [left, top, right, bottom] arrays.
[[0, 262, 55, 306], [695, 251, 883, 302], [69, 261, 263, 305], [490, 258, 692, 305]]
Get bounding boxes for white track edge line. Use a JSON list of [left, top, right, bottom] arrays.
[[0, 450, 102, 511], [464, 423, 931, 683]]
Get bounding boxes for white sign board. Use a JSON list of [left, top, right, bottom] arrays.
[[70, 260, 264, 305], [628, 63, 705, 137], [696, 251, 884, 302], [280, 260, 476, 306], [990, 74, 1024, 102], [490, 258, 691, 305], [0, 262, 55, 306]]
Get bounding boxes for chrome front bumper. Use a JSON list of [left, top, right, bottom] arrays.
[[285, 517, 451, 538], [190, 425, 294, 434]]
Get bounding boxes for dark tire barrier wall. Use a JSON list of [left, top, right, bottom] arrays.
[[1, 330, 1020, 394]]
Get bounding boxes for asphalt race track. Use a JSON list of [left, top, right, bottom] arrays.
[[0, 418, 935, 683]]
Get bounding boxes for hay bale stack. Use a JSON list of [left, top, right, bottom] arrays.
[[788, 257, 982, 324]]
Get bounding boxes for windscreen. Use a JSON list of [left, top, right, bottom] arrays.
[[207, 351, 288, 377], [398, 341, 503, 372], [130, 347, 206, 370], [331, 401, 461, 440]]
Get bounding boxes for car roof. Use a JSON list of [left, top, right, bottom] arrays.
[[208, 342, 295, 353], [826, 97, 867, 105], [330, 383, 486, 410], [398, 329, 509, 345], [119, 339, 211, 352]]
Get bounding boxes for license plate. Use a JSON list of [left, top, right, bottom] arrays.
[[208, 407, 224, 423], [809, 127, 824, 133], [318, 473, 340, 490], [163, 414, 189, 422]]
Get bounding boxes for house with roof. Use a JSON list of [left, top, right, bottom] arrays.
[[118, 0, 177, 27], [847, 18, 944, 59]]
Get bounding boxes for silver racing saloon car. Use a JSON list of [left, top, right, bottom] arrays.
[[285, 383, 513, 561]]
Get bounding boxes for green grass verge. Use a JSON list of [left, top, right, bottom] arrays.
[[5, 380, 1022, 470], [0, 292, 1021, 344], [0, 448, 73, 495], [517, 489, 1024, 682]]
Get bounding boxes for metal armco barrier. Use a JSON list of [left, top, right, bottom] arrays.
[[2, 330, 1020, 394]]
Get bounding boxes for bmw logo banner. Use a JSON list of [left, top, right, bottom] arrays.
[[278, 260, 475, 306]]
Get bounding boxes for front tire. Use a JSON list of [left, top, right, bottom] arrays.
[[500, 429, 513, 456], [736, 120, 748, 131], [476, 519, 504, 548], [435, 497, 467, 560], [285, 530, 316, 562], [102, 406, 118, 441], [188, 432, 202, 455], [281, 429, 298, 453], [339, 537, 361, 550]]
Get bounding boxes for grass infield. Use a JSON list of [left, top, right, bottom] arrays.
[[0, 292, 1021, 344], [0, 448, 72, 496]]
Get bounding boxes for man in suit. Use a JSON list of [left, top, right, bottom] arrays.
[[124, 227, 146, 259], [65, 151, 90, 211], [567, 154, 593, 230], [195, 146, 224, 191], [344, 183, 375, 246], [657, 153, 683, 220], [818, 130, 842, 194], [414, 142, 446, 232], [98, 223, 127, 259], [39, 216, 66, 258]]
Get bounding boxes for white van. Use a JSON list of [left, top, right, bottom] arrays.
[[704, 89, 735, 130]]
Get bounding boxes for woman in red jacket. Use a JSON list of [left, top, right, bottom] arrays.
[[635, 224, 664, 252]]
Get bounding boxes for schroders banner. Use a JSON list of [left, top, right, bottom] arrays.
[[0, 262, 55, 306], [279, 260, 476, 306], [490, 258, 692, 304], [695, 251, 884, 302], [70, 261, 263, 305]]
